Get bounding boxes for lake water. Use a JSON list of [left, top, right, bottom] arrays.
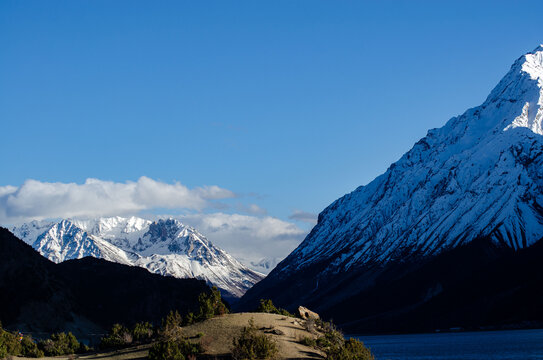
[[355, 329, 543, 360]]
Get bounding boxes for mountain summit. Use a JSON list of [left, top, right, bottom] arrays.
[[13, 216, 263, 299], [280, 44, 543, 273], [237, 46, 543, 330]]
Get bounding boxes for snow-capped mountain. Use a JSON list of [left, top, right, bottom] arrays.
[[238, 46, 543, 318], [13, 216, 264, 298], [249, 257, 283, 274], [30, 220, 136, 265], [279, 44, 543, 274]]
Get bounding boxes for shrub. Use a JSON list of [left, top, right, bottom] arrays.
[[314, 320, 343, 351], [231, 318, 278, 360], [326, 338, 375, 360], [148, 339, 202, 360], [307, 319, 374, 360], [0, 325, 84, 358], [148, 340, 185, 360], [0, 329, 21, 357], [325, 328, 344, 348], [305, 317, 317, 334], [20, 336, 44, 358], [39, 332, 80, 356], [257, 299, 276, 313], [100, 323, 132, 349], [176, 339, 202, 357], [257, 299, 293, 317], [184, 312, 195, 326], [197, 287, 228, 321], [164, 310, 183, 329], [161, 311, 184, 340], [133, 321, 154, 342], [299, 336, 317, 348], [79, 342, 91, 353]]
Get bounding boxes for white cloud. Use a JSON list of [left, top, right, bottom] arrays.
[[0, 185, 17, 197], [180, 212, 307, 272], [288, 210, 318, 225], [0, 177, 236, 223], [235, 203, 267, 216], [0, 177, 309, 273]]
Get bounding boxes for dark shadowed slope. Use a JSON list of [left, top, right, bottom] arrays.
[[331, 237, 543, 333], [0, 228, 73, 331], [0, 227, 210, 335]]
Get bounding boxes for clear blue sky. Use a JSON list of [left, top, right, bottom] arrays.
[[1, 0, 542, 230]]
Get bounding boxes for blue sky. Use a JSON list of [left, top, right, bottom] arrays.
[[1, 0, 542, 264]]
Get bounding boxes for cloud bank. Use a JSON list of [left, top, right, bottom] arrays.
[[0, 177, 309, 271], [180, 212, 307, 272], [289, 210, 318, 225], [0, 177, 235, 223]]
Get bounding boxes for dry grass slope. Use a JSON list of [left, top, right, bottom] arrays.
[[183, 312, 325, 359], [12, 313, 325, 360]]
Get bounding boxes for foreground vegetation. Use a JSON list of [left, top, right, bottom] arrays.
[[231, 318, 278, 360], [1, 293, 375, 360], [300, 319, 374, 360], [0, 322, 90, 358], [256, 299, 294, 318], [146, 286, 227, 360], [256, 299, 374, 359], [0, 286, 227, 359]]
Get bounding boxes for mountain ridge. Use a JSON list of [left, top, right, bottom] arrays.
[[237, 45, 543, 331], [12, 216, 264, 299], [276, 44, 543, 276], [0, 227, 209, 338]]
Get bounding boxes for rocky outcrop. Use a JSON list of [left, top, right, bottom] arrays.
[[298, 306, 320, 320]]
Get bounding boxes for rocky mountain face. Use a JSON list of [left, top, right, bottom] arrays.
[[12, 216, 263, 299], [0, 227, 209, 339], [237, 46, 543, 331]]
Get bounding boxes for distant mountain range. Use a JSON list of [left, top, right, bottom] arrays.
[[238, 45, 543, 332], [0, 227, 209, 339], [12, 216, 263, 299], [250, 257, 283, 273]]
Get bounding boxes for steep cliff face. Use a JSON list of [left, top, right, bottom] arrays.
[[238, 46, 543, 330]]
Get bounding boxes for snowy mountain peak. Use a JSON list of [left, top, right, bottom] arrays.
[[499, 45, 543, 135], [93, 216, 150, 234], [131, 218, 210, 256], [12, 216, 264, 298], [473, 45, 543, 136], [30, 219, 134, 265], [521, 45, 543, 80], [34, 220, 97, 263], [12, 219, 55, 244], [145, 218, 191, 244], [421, 46, 543, 157], [268, 45, 543, 278]]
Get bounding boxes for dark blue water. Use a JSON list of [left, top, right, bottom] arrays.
[[355, 329, 543, 360]]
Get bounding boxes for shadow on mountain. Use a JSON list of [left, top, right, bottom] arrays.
[[0, 227, 209, 337], [238, 237, 543, 334]]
